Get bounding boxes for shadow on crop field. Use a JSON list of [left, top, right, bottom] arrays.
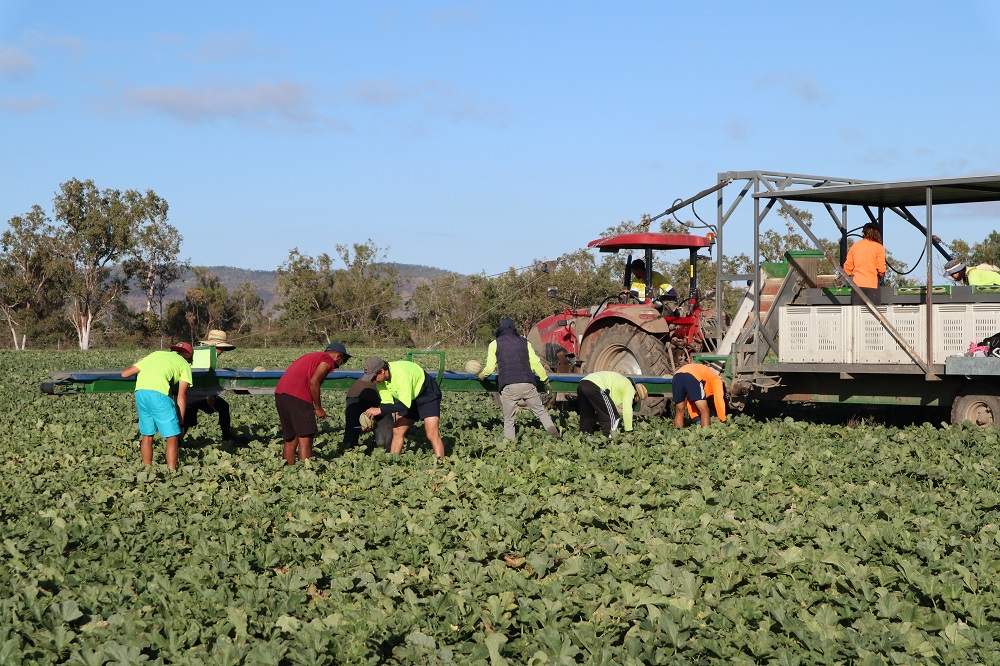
[[739, 401, 951, 429]]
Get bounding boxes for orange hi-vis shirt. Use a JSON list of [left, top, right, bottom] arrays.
[[675, 363, 726, 422], [843, 239, 886, 289]]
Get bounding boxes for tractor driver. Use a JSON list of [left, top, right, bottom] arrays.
[[623, 259, 678, 311]]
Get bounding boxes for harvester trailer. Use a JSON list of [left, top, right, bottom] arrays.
[[709, 170, 1000, 425]]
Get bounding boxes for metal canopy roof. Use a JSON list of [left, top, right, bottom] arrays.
[[588, 232, 711, 252], [754, 174, 1000, 207]]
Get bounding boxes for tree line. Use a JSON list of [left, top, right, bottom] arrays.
[[3, 178, 995, 351]]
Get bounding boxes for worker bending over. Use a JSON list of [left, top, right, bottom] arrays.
[[672, 363, 727, 428], [577, 371, 647, 437], [479, 318, 561, 441], [944, 259, 1000, 286], [362, 357, 446, 458]]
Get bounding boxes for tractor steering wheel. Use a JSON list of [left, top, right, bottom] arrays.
[[617, 289, 639, 304]]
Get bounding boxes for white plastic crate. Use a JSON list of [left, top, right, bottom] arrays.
[[853, 305, 925, 364], [778, 303, 1000, 367], [971, 303, 1000, 343], [929, 303, 1000, 363], [778, 306, 851, 363], [933, 304, 972, 364]]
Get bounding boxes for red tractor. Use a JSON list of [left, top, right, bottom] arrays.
[[527, 232, 719, 415]]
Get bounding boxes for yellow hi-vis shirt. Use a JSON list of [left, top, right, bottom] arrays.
[[377, 361, 428, 409], [581, 371, 637, 431], [133, 350, 193, 395], [630, 270, 673, 299]]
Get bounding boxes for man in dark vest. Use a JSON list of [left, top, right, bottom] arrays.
[[478, 318, 561, 441]]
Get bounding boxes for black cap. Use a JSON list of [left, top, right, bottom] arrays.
[[325, 341, 351, 358]]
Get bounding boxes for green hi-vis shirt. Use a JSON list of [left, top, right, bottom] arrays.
[[377, 361, 427, 409], [134, 350, 193, 395], [968, 268, 1000, 286], [582, 371, 637, 432]]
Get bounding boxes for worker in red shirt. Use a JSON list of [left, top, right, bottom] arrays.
[[274, 342, 351, 464], [672, 363, 727, 428]]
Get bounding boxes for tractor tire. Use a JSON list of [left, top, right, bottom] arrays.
[[583, 323, 672, 417], [951, 392, 1000, 426]]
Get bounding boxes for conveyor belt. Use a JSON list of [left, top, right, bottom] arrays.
[[41, 368, 673, 396]]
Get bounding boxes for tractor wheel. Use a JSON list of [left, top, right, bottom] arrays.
[[951, 392, 1000, 426], [583, 323, 672, 416]]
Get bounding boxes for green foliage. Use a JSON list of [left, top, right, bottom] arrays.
[[160, 269, 266, 345], [122, 195, 187, 321], [4, 350, 1000, 663], [274, 242, 400, 346], [53, 179, 162, 350], [0, 205, 71, 349], [408, 274, 495, 347], [949, 231, 1000, 269]]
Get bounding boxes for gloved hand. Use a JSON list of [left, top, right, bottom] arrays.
[[543, 380, 552, 394], [477, 372, 485, 381]]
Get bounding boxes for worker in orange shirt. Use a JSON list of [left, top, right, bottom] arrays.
[[843, 223, 887, 305], [672, 363, 727, 428]]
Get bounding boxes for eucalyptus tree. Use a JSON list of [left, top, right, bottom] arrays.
[[52, 178, 151, 349], [126, 192, 187, 320], [0, 206, 69, 349]]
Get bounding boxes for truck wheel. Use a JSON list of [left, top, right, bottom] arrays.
[[951, 393, 1000, 426], [583, 323, 671, 416]]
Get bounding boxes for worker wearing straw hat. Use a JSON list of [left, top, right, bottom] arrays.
[[183, 330, 241, 442]]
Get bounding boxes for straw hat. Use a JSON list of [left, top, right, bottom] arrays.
[[634, 382, 648, 402], [198, 330, 235, 350]]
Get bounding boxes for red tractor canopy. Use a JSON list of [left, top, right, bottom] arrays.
[[587, 232, 712, 252]]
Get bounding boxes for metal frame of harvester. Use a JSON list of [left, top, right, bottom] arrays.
[[709, 170, 1000, 424]]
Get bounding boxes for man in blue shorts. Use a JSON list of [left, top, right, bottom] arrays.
[[361, 356, 446, 457], [122, 342, 194, 470], [671, 363, 727, 428]]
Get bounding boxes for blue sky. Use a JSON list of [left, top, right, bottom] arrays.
[[2, 1, 999, 277]]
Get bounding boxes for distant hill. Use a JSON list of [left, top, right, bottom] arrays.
[[123, 263, 460, 314]]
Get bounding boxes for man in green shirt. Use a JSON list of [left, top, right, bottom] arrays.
[[121, 342, 194, 470], [361, 356, 446, 457]]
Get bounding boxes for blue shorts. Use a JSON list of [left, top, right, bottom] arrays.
[[136, 390, 181, 438], [401, 373, 442, 421], [671, 372, 705, 405]]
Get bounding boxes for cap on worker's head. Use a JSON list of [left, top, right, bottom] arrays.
[[630, 258, 646, 271], [198, 329, 235, 350], [943, 258, 966, 277], [169, 342, 194, 359], [325, 341, 351, 359], [360, 356, 388, 382], [634, 382, 648, 403]]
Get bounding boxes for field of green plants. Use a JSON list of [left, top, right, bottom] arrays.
[[3, 348, 1000, 664]]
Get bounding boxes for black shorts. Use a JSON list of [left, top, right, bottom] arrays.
[[275, 393, 317, 441], [672, 372, 705, 405], [402, 374, 442, 421]]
